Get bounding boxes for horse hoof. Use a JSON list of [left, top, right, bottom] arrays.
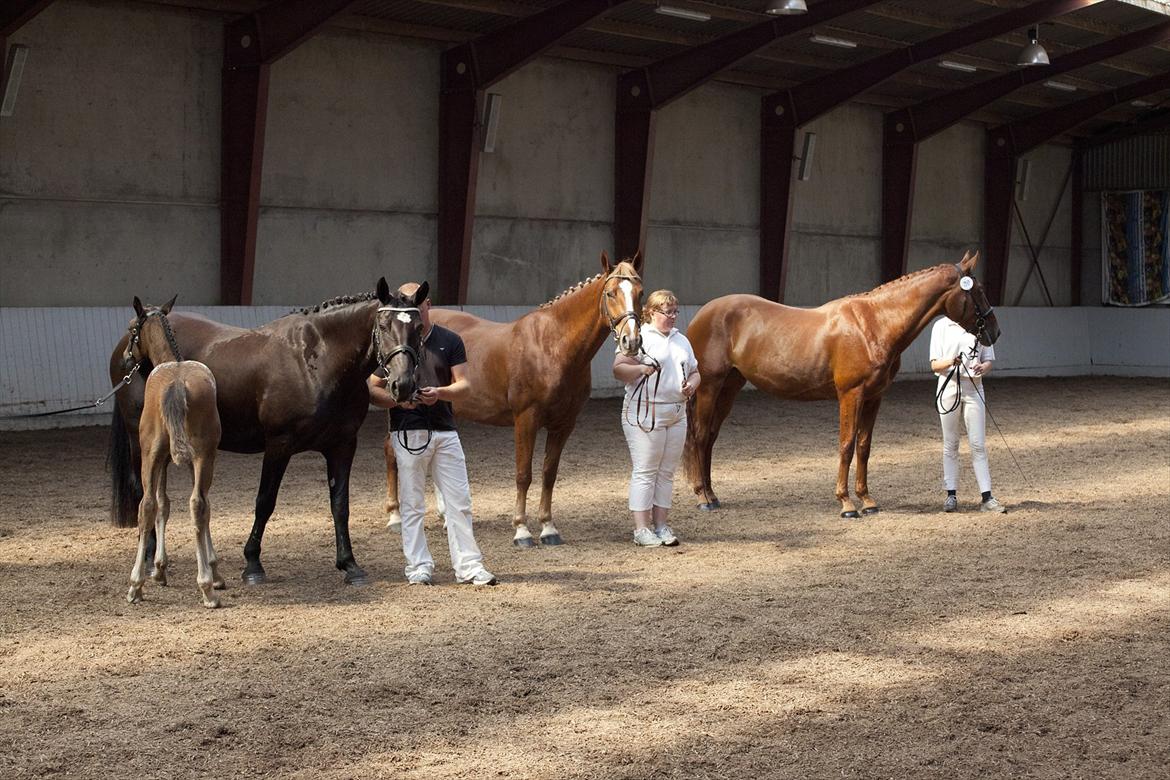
[[540, 534, 564, 546], [241, 569, 267, 586], [698, 502, 718, 511], [861, 506, 880, 516], [840, 510, 860, 519], [344, 570, 370, 587], [513, 537, 536, 549]]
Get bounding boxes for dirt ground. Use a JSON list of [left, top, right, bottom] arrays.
[[0, 376, 1167, 779]]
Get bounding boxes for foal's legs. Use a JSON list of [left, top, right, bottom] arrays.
[[835, 389, 865, 518], [510, 407, 540, 548], [854, 396, 883, 515], [190, 454, 220, 608], [536, 423, 575, 545], [128, 443, 167, 603], [152, 462, 170, 585], [242, 450, 290, 585]]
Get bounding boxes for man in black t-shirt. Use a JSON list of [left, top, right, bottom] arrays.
[[367, 283, 496, 586]]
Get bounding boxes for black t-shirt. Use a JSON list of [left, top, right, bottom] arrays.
[[384, 324, 466, 432]]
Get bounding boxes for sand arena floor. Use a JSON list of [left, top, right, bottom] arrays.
[[1, 376, 1167, 779]]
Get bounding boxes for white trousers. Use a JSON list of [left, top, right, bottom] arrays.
[[621, 401, 687, 511], [938, 380, 992, 493], [392, 430, 488, 581]]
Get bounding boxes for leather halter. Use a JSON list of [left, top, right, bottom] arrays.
[[126, 309, 183, 365]]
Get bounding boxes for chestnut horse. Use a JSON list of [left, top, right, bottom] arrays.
[[684, 251, 1000, 517], [383, 252, 644, 547], [123, 296, 225, 608], [108, 278, 422, 586]]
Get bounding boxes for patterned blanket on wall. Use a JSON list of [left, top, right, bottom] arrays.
[[1103, 189, 1170, 306]]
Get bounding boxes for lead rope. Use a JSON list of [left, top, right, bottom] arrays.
[[936, 343, 1033, 490], [626, 350, 661, 433]]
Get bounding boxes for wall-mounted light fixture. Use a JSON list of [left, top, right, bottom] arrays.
[[481, 92, 502, 153], [810, 34, 857, 49], [795, 131, 816, 181], [1017, 26, 1050, 67], [655, 2, 711, 22], [1, 44, 30, 118]]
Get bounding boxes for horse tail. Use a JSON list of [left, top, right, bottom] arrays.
[[683, 395, 700, 487], [107, 402, 140, 527], [162, 382, 194, 465]]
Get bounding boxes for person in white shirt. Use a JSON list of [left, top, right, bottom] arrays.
[[928, 316, 1007, 514], [613, 290, 700, 546]]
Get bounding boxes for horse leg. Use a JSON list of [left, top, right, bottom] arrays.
[[536, 424, 575, 546], [325, 440, 368, 586], [383, 426, 402, 531], [511, 408, 539, 548], [242, 450, 290, 585], [836, 389, 865, 519], [190, 455, 220, 608], [151, 462, 170, 586], [127, 447, 162, 604], [855, 396, 883, 515], [687, 370, 745, 510]]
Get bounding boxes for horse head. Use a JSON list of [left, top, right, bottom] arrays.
[[941, 251, 1000, 346], [126, 294, 181, 366], [373, 278, 427, 404], [599, 250, 644, 357]]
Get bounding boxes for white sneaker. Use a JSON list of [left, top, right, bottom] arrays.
[[457, 569, 498, 586], [980, 497, 1007, 513], [633, 528, 663, 547], [655, 525, 679, 546], [943, 495, 958, 513], [407, 572, 433, 586]]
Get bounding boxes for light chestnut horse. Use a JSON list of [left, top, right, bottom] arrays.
[[123, 296, 225, 608], [383, 252, 644, 546], [684, 251, 1001, 517]]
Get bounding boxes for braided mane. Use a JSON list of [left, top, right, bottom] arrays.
[[846, 264, 951, 299], [539, 272, 605, 309], [290, 292, 378, 316]]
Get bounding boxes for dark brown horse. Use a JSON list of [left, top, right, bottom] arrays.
[[684, 251, 1000, 517], [383, 252, 644, 546], [109, 278, 423, 585], [123, 296, 224, 608]]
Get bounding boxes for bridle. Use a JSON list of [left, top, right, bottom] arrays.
[[125, 308, 183, 367], [375, 305, 430, 455], [600, 272, 642, 351], [954, 263, 995, 348]]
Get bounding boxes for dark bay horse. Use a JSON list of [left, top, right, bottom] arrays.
[[123, 296, 224, 608], [383, 252, 644, 547], [109, 278, 422, 585], [684, 251, 1000, 517]]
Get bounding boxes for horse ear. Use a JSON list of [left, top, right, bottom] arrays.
[[412, 281, 429, 308], [376, 277, 391, 305], [162, 295, 177, 315], [967, 250, 980, 270], [133, 296, 146, 319], [631, 249, 644, 275], [600, 250, 613, 274]]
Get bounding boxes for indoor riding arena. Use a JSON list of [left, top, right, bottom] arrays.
[[2, 2, 1167, 779]]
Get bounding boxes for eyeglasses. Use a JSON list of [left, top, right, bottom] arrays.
[[658, 309, 679, 317]]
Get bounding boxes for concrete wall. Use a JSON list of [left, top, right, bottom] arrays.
[[2, 305, 1166, 431], [0, 0, 1100, 311]]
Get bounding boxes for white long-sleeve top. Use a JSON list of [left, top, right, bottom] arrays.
[[929, 316, 996, 391], [621, 325, 698, 405]]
